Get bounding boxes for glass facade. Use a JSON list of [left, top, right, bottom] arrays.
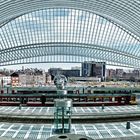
[[0, 1, 140, 67]]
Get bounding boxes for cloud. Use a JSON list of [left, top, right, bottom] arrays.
[[0, 8, 139, 57]]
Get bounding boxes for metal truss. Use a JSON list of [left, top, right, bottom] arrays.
[[0, 0, 140, 38], [1, 55, 139, 69], [0, 2, 140, 67], [0, 44, 139, 68]]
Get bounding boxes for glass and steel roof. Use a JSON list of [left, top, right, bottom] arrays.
[[0, 0, 140, 67]]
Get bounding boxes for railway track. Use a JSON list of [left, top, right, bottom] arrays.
[[0, 112, 140, 124]]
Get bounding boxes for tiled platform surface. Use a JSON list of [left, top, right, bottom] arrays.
[[0, 121, 139, 139], [0, 105, 140, 116]]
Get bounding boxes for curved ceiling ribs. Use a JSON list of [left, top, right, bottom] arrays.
[[0, 45, 139, 68], [0, 0, 140, 37], [0, 43, 139, 67], [0, 0, 140, 67]]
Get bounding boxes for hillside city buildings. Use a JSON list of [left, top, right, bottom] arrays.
[[0, 63, 140, 87]]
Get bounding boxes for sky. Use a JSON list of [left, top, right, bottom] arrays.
[[0, 9, 138, 71], [1, 63, 133, 72], [1, 63, 80, 71], [1, 8, 137, 51]]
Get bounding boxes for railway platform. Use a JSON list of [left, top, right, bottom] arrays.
[[0, 105, 140, 123], [0, 105, 140, 139]]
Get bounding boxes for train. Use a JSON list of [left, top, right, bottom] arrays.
[[0, 87, 139, 106]]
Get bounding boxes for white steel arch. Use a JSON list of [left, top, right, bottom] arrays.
[[0, 1, 140, 67]]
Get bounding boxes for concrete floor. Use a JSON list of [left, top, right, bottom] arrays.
[[0, 121, 139, 139], [0, 105, 139, 139]]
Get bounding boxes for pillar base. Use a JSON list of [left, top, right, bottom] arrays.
[[52, 128, 71, 134], [48, 134, 93, 140]]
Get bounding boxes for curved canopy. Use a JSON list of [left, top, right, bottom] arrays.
[[0, 0, 140, 67]]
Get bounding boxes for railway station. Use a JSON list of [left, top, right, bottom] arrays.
[[0, 0, 140, 140]]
